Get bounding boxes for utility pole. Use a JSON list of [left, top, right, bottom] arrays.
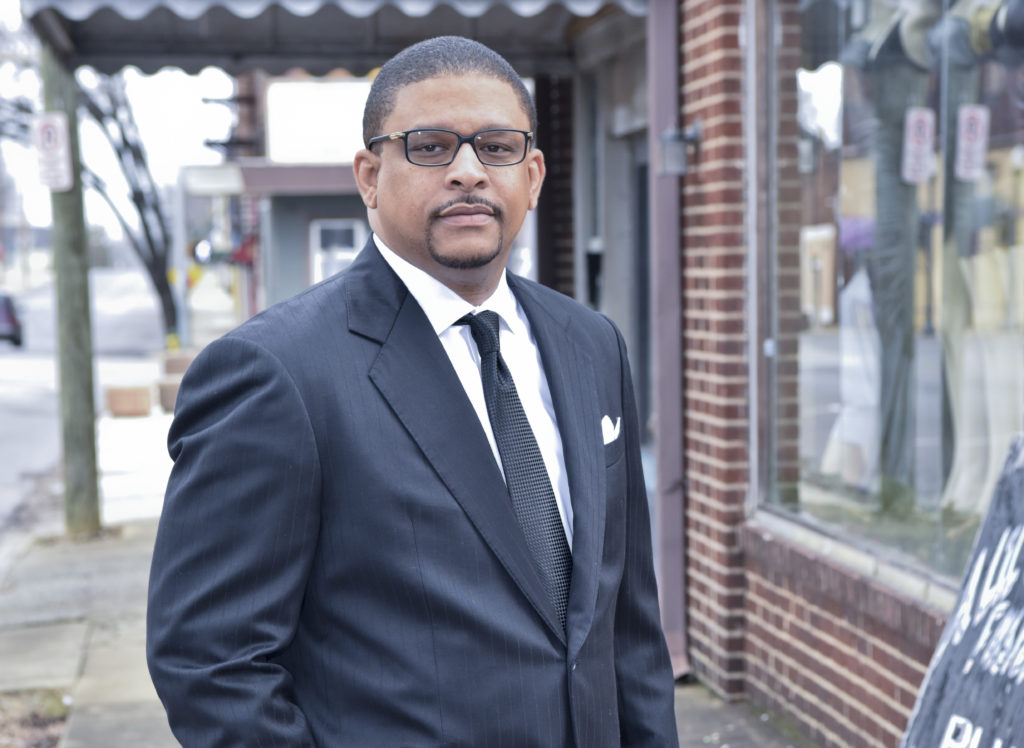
[[40, 41, 100, 536]]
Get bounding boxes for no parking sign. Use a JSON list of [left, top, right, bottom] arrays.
[[30, 112, 73, 192], [955, 105, 990, 183], [902, 107, 935, 184]]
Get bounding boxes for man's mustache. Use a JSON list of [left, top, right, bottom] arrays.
[[430, 196, 503, 221]]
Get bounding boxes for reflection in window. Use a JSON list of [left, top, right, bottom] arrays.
[[773, 0, 1024, 577]]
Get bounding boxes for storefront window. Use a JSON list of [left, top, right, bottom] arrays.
[[771, 0, 1024, 577]]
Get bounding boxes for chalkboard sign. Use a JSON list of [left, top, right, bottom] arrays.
[[902, 435, 1024, 748]]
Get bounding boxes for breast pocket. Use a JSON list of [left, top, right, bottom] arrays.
[[601, 414, 624, 467], [602, 411, 627, 516]]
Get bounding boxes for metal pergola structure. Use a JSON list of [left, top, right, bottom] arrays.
[[22, 0, 645, 75]]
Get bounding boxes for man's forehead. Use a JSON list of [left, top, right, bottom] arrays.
[[385, 74, 528, 123]]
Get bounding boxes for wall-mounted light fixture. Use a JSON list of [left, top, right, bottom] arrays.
[[659, 119, 702, 176]]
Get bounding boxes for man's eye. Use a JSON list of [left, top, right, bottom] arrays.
[[480, 143, 514, 153], [410, 141, 451, 153]]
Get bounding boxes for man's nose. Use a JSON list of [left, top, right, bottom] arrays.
[[445, 141, 488, 189]]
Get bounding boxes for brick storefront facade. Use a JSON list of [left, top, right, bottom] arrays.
[[676, 1, 950, 745]]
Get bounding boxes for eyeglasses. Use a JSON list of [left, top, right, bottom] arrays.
[[366, 128, 533, 167]]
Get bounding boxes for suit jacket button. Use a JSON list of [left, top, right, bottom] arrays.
[[571, 662, 577, 671]]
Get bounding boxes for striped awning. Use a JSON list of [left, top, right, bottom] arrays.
[[21, 0, 647, 75]]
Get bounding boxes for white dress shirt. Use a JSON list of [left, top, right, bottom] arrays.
[[374, 235, 574, 547]]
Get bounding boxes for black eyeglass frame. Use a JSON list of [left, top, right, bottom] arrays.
[[366, 128, 534, 167]]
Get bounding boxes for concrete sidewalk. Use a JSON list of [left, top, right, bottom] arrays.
[[0, 399, 176, 747], [0, 404, 809, 747]]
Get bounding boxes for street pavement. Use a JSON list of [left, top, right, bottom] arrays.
[[0, 390, 175, 747]]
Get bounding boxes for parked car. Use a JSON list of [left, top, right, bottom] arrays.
[[0, 292, 23, 347]]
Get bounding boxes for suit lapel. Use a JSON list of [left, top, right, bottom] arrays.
[[509, 276, 606, 659], [348, 245, 566, 643]]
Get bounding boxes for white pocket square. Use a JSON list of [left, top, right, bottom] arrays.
[[601, 415, 621, 445]]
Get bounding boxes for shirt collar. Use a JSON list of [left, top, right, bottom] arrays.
[[373, 234, 524, 336]]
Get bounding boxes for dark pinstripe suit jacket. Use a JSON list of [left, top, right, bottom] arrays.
[[146, 241, 678, 747]]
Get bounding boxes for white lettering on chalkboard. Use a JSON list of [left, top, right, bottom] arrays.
[[940, 713, 1018, 748], [945, 526, 1024, 681]]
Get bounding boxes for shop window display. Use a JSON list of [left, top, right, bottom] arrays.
[[777, 0, 1024, 577]]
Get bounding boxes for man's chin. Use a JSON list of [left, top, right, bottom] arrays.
[[429, 250, 502, 270], [426, 233, 505, 271]]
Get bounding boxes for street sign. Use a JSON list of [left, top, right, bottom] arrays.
[[30, 112, 73, 192], [955, 105, 990, 183], [902, 436, 1024, 748], [902, 107, 935, 185]]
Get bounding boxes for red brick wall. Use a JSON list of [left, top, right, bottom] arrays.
[[680, 0, 749, 696], [741, 526, 945, 746], [534, 74, 575, 297]]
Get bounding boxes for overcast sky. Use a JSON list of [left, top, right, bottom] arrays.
[[1, 0, 234, 235]]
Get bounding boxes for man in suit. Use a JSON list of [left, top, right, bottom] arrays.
[[147, 36, 679, 747]]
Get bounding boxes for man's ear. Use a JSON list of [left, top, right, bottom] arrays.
[[526, 148, 546, 211], [353, 148, 380, 209]]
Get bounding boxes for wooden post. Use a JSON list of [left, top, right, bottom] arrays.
[[40, 42, 101, 536]]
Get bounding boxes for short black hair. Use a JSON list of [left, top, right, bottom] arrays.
[[362, 36, 537, 147]]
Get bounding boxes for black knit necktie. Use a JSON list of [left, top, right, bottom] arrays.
[[460, 310, 572, 630]]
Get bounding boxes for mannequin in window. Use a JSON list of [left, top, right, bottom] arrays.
[[840, 0, 942, 515]]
